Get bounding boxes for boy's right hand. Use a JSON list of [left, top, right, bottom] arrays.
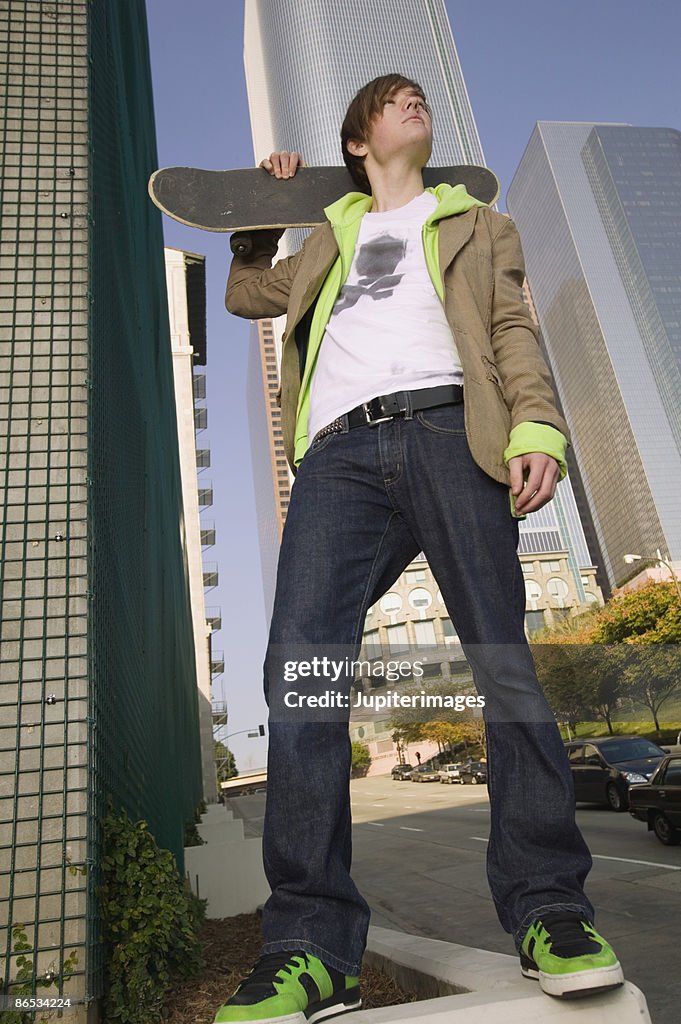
[[259, 151, 305, 179]]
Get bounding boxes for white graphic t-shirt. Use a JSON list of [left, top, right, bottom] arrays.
[[307, 190, 464, 443]]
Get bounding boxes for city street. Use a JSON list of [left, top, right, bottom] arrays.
[[233, 775, 680, 1024]]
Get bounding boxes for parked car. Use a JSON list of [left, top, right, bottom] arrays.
[[410, 764, 441, 783], [439, 763, 464, 784], [629, 754, 681, 845], [391, 763, 414, 781], [460, 761, 487, 785], [565, 736, 669, 812]]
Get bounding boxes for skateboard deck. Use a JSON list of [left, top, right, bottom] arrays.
[[148, 165, 500, 234]]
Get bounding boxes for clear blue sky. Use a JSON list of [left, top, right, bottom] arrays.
[[144, 0, 681, 772]]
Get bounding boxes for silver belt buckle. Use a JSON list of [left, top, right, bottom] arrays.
[[362, 398, 394, 426]]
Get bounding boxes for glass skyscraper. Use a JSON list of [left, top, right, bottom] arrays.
[[507, 123, 681, 587], [242, 0, 601, 625], [244, 0, 486, 171]]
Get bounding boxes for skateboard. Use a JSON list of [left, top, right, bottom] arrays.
[[148, 165, 500, 255]]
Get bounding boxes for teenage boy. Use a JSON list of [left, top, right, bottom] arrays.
[[215, 74, 623, 1023]]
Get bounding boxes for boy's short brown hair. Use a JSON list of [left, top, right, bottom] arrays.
[[341, 73, 432, 193]]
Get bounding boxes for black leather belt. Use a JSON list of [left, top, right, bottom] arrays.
[[310, 383, 463, 446]]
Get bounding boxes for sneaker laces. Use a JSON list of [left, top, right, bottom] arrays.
[[236, 951, 311, 998], [539, 912, 601, 957]]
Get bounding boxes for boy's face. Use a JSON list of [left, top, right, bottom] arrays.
[[350, 86, 433, 169]]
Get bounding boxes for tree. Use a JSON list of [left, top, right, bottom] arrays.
[[591, 581, 681, 644], [618, 645, 681, 732], [420, 721, 463, 750], [532, 643, 592, 734], [351, 742, 372, 778], [214, 740, 238, 783]]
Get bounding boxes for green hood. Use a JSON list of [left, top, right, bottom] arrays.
[[323, 181, 488, 227]]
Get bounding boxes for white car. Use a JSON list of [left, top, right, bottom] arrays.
[[439, 763, 464, 784]]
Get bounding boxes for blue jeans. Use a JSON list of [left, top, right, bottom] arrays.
[[259, 397, 594, 976]]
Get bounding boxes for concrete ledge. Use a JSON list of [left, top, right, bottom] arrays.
[[184, 837, 269, 916], [345, 926, 652, 1023], [341, 984, 650, 1023]]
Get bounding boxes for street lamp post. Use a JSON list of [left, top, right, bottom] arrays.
[[215, 725, 266, 793], [623, 549, 681, 602]]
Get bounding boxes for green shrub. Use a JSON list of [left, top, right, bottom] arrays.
[[351, 742, 371, 778], [97, 805, 207, 1023]]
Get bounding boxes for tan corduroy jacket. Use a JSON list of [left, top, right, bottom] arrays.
[[226, 200, 571, 491]]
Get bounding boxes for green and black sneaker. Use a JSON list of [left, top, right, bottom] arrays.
[[520, 911, 624, 998], [213, 950, 362, 1023]]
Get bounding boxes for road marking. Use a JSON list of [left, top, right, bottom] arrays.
[[400, 826, 424, 832], [592, 853, 681, 871], [469, 837, 681, 871], [371, 802, 386, 806], [366, 822, 384, 827]]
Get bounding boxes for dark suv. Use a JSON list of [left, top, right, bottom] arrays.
[[391, 763, 414, 781], [460, 761, 487, 785], [565, 736, 668, 812]]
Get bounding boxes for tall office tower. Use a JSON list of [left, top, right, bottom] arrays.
[[247, 321, 291, 625], [241, 0, 603, 633], [0, 1, 203, 1010], [165, 248, 220, 803], [507, 124, 681, 588], [244, 0, 486, 173]]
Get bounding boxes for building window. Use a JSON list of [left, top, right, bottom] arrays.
[[540, 560, 561, 574], [547, 577, 569, 607], [406, 569, 426, 583], [386, 625, 409, 653], [522, 563, 535, 574], [441, 617, 459, 643], [525, 580, 542, 610], [525, 610, 546, 636], [380, 592, 402, 615], [413, 619, 436, 646], [408, 587, 432, 610], [364, 629, 382, 659]]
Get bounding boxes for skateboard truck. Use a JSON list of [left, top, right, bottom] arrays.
[[230, 231, 253, 257]]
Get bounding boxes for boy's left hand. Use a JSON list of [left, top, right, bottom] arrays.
[[508, 452, 560, 514]]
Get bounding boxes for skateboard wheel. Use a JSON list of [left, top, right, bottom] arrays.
[[230, 232, 253, 257]]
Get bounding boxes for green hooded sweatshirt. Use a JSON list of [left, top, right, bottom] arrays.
[[292, 183, 567, 517]]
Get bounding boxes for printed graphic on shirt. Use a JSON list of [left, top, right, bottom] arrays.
[[333, 234, 407, 315]]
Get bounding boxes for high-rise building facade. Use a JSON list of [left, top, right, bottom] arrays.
[[1, 0, 203, 1010], [244, 0, 487, 171], [247, 320, 290, 625], [165, 248, 220, 802], [507, 123, 681, 587]]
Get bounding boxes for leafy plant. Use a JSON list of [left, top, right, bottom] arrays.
[[97, 805, 207, 1024], [0, 923, 78, 1024], [350, 742, 371, 777]]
